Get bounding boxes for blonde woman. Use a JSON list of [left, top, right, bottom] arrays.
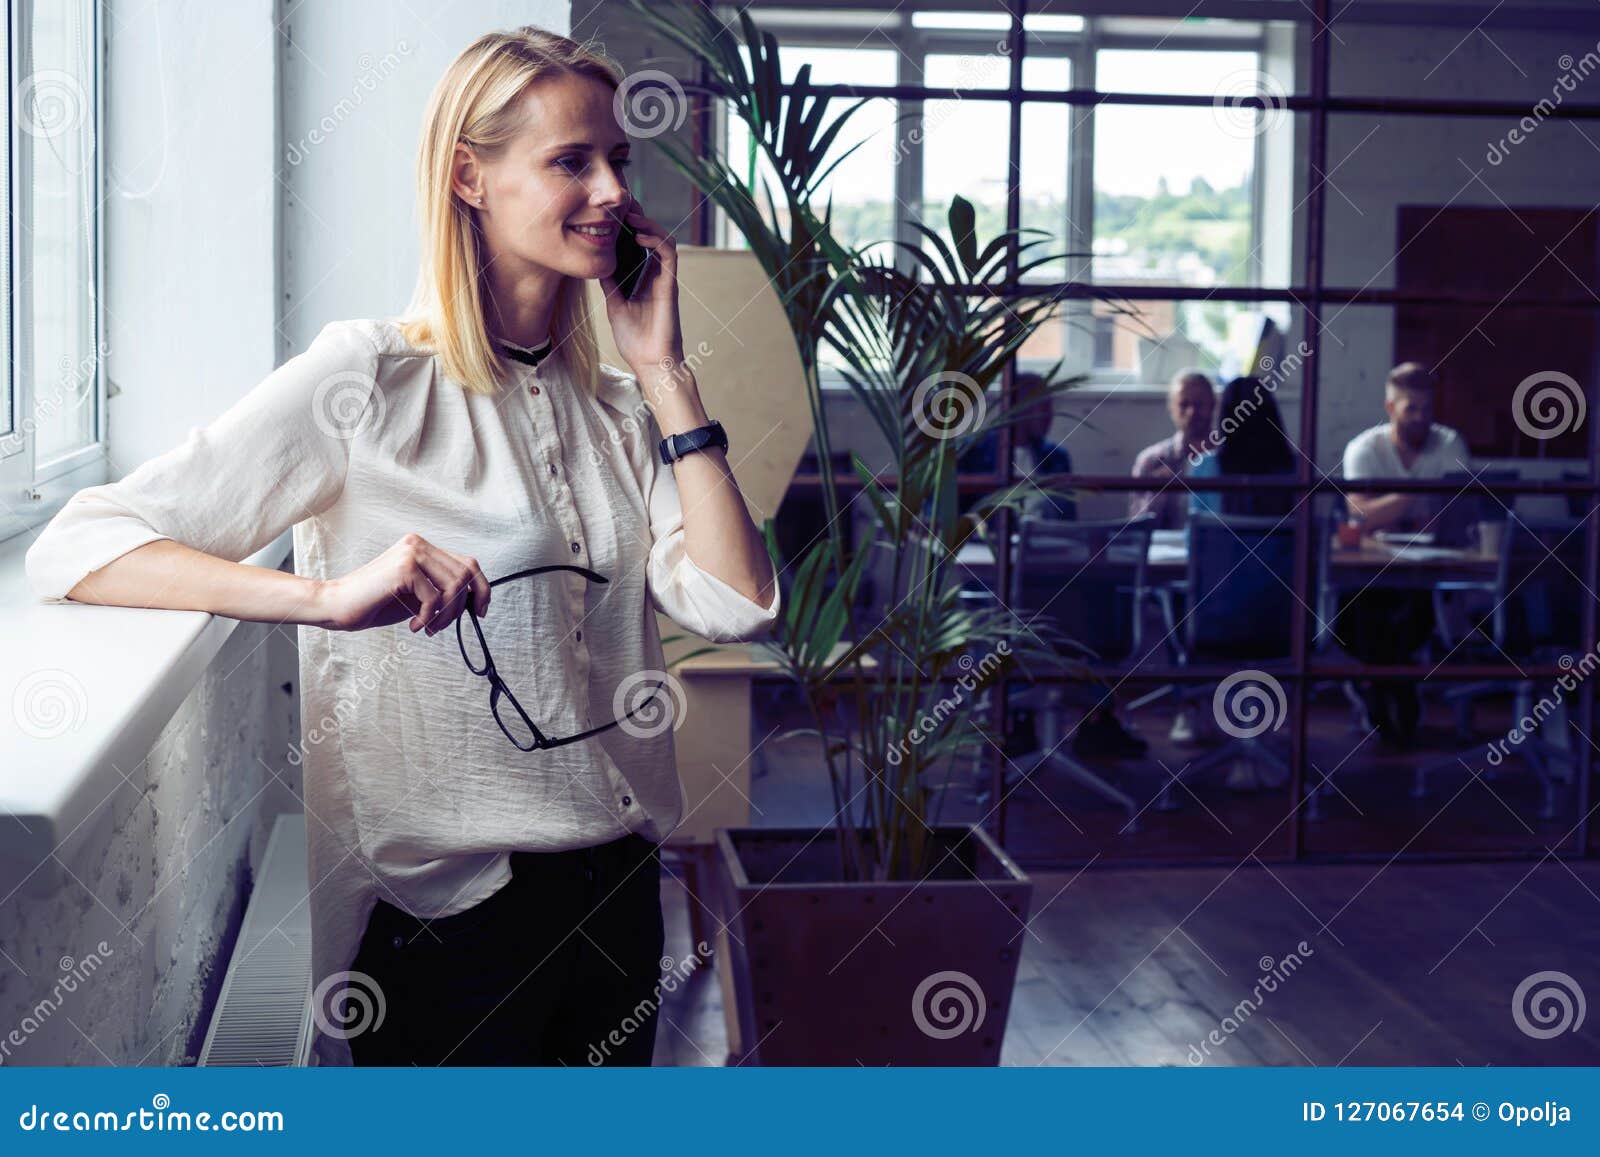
[[25, 28, 779, 1066]]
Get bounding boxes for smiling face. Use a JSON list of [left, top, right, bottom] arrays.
[[454, 71, 632, 283]]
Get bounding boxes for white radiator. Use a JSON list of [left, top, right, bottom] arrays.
[[197, 812, 315, 1066]]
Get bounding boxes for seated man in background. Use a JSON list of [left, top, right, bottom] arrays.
[[957, 372, 1077, 521], [1130, 370, 1216, 530], [1336, 362, 1471, 745], [1342, 361, 1470, 533]]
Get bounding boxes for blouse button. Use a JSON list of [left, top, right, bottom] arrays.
[[390, 935, 405, 950], [570, 541, 581, 554], [549, 463, 558, 475], [575, 630, 583, 642], [529, 384, 541, 395], [621, 795, 632, 808]]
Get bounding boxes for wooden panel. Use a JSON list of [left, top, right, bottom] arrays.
[[1395, 205, 1595, 459]]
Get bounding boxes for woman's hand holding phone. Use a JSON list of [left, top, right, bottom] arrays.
[[600, 202, 686, 388]]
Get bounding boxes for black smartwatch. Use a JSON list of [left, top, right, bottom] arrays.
[[659, 419, 729, 465]]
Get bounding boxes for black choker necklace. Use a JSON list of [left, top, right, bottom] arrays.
[[499, 338, 552, 367]]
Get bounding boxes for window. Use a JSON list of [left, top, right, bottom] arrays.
[[713, 8, 1296, 389], [0, 0, 103, 544]]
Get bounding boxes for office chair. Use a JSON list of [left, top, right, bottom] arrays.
[[1411, 513, 1585, 818], [1429, 469, 1517, 651], [985, 513, 1160, 830], [1160, 512, 1297, 809]]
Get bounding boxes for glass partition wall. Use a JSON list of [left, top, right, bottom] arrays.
[[694, 1, 1600, 866]]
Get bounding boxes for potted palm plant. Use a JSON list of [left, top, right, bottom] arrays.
[[626, 0, 1102, 1064]]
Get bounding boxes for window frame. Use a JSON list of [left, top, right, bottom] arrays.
[[711, 9, 1277, 392], [0, 0, 107, 546]]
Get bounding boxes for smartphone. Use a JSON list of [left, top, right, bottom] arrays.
[[614, 221, 651, 300]]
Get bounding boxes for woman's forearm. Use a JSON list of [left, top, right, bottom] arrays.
[[64, 538, 336, 628], [643, 369, 776, 607]]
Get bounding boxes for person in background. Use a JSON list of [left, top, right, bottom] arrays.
[[1342, 361, 1470, 533], [1184, 378, 1298, 786], [1188, 377, 1297, 519], [957, 372, 1077, 521], [957, 372, 1146, 760], [1336, 362, 1469, 745], [1130, 370, 1216, 530]]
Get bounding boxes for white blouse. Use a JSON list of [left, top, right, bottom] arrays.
[[23, 317, 781, 1066]]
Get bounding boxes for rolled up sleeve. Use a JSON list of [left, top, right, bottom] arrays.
[[25, 320, 378, 603]]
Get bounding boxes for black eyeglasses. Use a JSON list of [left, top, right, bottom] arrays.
[[456, 563, 665, 751]]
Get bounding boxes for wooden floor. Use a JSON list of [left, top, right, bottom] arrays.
[[652, 858, 1600, 1066], [745, 687, 1597, 863]]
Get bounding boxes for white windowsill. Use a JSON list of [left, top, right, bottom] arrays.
[[0, 529, 296, 899]]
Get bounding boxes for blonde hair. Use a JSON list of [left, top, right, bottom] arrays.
[[398, 27, 623, 397]]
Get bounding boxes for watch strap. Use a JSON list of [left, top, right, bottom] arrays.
[[659, 419, 728, 465]]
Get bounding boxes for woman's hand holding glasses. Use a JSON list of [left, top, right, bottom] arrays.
[[316, 533, 492, 635]]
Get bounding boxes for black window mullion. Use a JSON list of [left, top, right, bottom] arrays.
[[992, 2, 1028, 848]]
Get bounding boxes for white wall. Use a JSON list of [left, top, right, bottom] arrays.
[[279, 0, 570, 356], [0, 0, 581, 1066], [100, 0, 279, 475]]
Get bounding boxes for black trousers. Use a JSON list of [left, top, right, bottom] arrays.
[[347, 833, 664, 1066], [1335, 588, 1437, 737]]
